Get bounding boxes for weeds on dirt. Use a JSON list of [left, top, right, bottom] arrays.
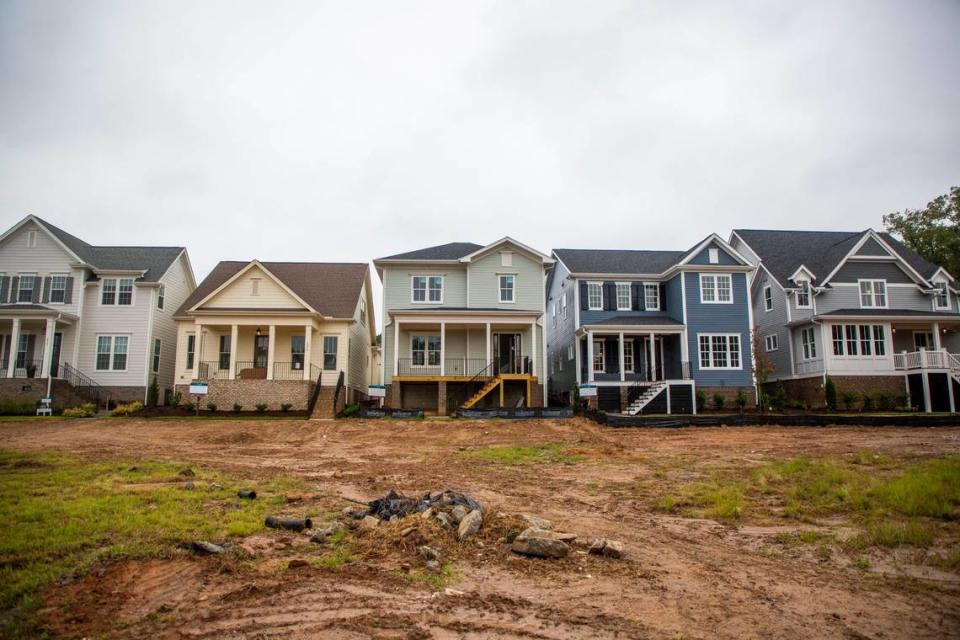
[[461, 443, 585, 465], [0, 449, 306, 637], [396, 563, 456, 591]]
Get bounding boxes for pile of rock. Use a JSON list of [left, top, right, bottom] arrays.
[[503, 513, 625, 561], [345, 489, 485, 542]]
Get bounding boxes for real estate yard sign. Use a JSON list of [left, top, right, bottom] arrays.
[[189, 381, 208, 415]]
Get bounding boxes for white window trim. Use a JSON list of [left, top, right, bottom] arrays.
[[410, 334, 441, 368], [795, 280, 812, 309], [26, 229, 37, 248], [498, 274, 517, 304], [46, 273, 69, 305], [561, 291, 568, 319], [410, 274, 444, 304], [185, 333, 196, 370], [830, 323, 887, 358], [708, 247, 719, 264], [16, 273, 37, 303], [699, 273, 733, 304], [592, 339, 605, 373], [764, 334, 779, 352], [623, 340, 634, 372], [763, 285, 772, 312], [644, 283, 660, 311], [586, 281, 603, 311], [157, 284, 165, 310], [933, 280, 951, 310], [857, 279, 888, 309], [615, 282, 632, 311], [322, 334, 339, 370], [95, 334, 130, 372], [697, 333, 742, 369], [567, 344, 574, 360], [800, 327, 817, 360], [152, 337, 162, 374], [99, 277, 137, 306]]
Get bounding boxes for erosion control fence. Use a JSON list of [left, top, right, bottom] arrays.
[[586, 409, 960, 428]]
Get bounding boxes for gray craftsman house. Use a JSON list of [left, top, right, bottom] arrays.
[[731, 229, 960, 412], [0, 215, 196, 407], [546, 234, 755, 414]]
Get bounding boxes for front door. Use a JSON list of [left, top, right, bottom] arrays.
[[50, 333, 62, 377], [639, 336, 664, 381], [254, 335, 269, 369], [914, 331, 934, 350], [494, 333, 521, 374]]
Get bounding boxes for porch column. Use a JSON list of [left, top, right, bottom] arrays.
[[648, 331, 656, 381], [440, 321, 446, 376], [266, 325, 276, 380], [530, 320, 537, 377], [228, 325, 238, 380], [192, 322, 202, 379], [486, 322, 491, 367], [932, 322, 942, 351], [575, 335, 582, 385], [587, 330, 595, 382], [40, 318, 56, 379], [7, 318, 20, 378], [618, 331, 625, 382], [303, 324, 313, 379], [394, 319, 400, 375]]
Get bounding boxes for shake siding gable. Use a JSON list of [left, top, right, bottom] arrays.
[[684, 271, 752, 387]]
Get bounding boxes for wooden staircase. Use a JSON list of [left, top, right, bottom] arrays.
[[624, 381, 667, 415], [461, 376, 503, 409]]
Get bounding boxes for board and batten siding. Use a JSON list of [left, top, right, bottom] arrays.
[[684, 271, 753, 388], [382, 266, 467, 309], [467, 249, 544, 310]]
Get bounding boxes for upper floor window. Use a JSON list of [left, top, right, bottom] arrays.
[[359, 298, 367, 324], [644, 283, 660, 310], [615, 283, 631, 310], [764, 334, 779, 352], [763, 285, 772, 311], [796, 281, 811, 308], [551, 302, 556, 327], [157, 285, 165, 310], [17, 275, 36, 303], [50, 275, 67, 304], [587, 282, 603, 310], [698, 333, 741, 369], [561, 291, 568, 318], [499, 275, 515, 303], [152, 338, 162, 374], [858, 279, 887, 308], [801, 327, 817, 359], [101, 278, 135, 305], [933, 282, 949, 309], [412, 275, 443, 303], [700, 274, 732, 304]]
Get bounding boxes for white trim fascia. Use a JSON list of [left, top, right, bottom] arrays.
[[930, 266, 955, 283], [143, 288, 157, 390], [92, 269, 148, 277], [788, 265, 816, 283], [188, 260, 317, 314], [821, 230, 929, 287], [156, 249, 196, 289], [680, 272, 688, 325], [577, 325, 685, 335], [678, 233, 753, 267], [551, 251, 574, 278], [459, 237, 554, 264]]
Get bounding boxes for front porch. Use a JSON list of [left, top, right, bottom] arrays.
[[190, 323, 327, 383], [0, 314, 75, 381]]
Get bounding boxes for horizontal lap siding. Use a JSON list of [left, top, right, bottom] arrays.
[[152, 254, 193, 400], [753, 272, 792, 379], [0, 220, 81, 313], [468, 249, 543, 311], [383, 266, 467, 309], [78, 282, 151, 387], [830, 261, 914, 284], [684, 272, 752, 387], [204, 265, 302, 309], [817, 283, 932, 314]]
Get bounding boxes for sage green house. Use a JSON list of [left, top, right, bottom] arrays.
[[374, 237, 553, 415]]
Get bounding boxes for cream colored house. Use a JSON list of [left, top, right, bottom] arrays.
[[0, 215, 195, 407], [173, 260, 376, 417]]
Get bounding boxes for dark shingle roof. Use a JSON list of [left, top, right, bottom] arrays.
[[553, 249, 686, 275], [877, 233, 942, 280], [733, 229, 864, 287], [377, 242, 483, 261], [34, 216, 184, 281], [176, 261, 368, 318]]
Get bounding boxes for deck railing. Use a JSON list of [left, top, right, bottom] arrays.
[[893, 349, 960, 371], [795, 359, 824, 375]]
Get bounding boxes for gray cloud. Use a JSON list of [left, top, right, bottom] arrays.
[[2, 0, 958, 330]]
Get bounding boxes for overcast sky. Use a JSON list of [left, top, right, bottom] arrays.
[[2, 0, 959, 323]]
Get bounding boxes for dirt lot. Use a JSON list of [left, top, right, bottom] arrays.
[[2, 416, 960, 639]]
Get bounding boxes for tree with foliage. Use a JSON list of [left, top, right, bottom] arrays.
[[147, 375, 160, 407], [751, 326, 776, 413], [824, 376, 837, 411], [883, 186, 960, 278]]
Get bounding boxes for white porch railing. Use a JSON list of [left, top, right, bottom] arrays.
[[893, 349, 960, 372], [796, 359, 824, 375]]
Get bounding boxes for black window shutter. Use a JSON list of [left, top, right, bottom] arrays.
[[42, 277, 51, 303], [32, 281, 41, 303], [26, 334, 36, 362], [9, 276, 18, 303], [631, 284, 641, 310], [0, 276, 7, 303], [579, 281, 588, 311], [64, 277, 74, 304], [638, 283, 646, 311], [604, 338, 617, 373], [660, 283, 668, 311], [603, 282, 615, 311]]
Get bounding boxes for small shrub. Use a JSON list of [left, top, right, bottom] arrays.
[[171, 390, 183, 407], [712, 393, 725, 410], [841, 391, 857, 411], [695, 391, 706, 412], [255, 403, 268, 413], [232, 403, 243, 413], [63, 406, 93, 418], [183, 401, 196, 412], [342, 403, 360, 417], [735, 391, 747, 412], [0, 398, 38, 415], [110, 401, 144, 417], [767, 382, 786, 410], [824, 377, 837, 411], [895, 394, 910, 411], [876, 392, 895, 412], [280, 403, 292, 412], [147, 375, 160, 407], [861, 394, 874, 412], [206, 402, 217, 412]]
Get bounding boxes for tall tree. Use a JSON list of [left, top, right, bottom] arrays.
[[883, 186, 960, 277]]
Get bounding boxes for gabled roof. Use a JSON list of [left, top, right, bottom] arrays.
[[732, 228, 944, 288], [176, 261, 368, 319], [377, 242, 483, 261], [552, 249, 686, 275], [2, 215, 185, 282]]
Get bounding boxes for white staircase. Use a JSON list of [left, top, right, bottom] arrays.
[[624, 381, 667, 415], [949, 353, 960, 385]]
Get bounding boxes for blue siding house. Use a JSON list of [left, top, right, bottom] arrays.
[[546, 234, 755, 414]]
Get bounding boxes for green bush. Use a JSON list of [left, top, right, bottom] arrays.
[[824, 377, 837, 411], [0, 398, 38, 416], [861, 394, 874, 412], [876, 392, 895, 412], [342, 403, 360, 417], [110, 401, 144, 417], [255, 403, 268, 412], [280, 403, 292, 412], [147, 375, 159, 407], [841, 391, 857, 411], [171, 390, 183, 407], [206, 402, 217, 412], [767, 382, 786, 410], [712, 393, 725, 410], [63, 403, 96, 418], [232, 403, 243, 413], [735, 391, 747, 411], [695, 391, 706, 412]]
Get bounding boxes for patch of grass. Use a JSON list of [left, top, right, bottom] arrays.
[[772, 530, 827, 547], [461, 443, 585, 465], [656, 482, 744, 520], [846, 521, 935, 549], [855, 556, 872, 571], [0, 450, 305, 634], [872, 457, 960, 518], [396, 562, 456, 591], [312, 547, 356, 569]]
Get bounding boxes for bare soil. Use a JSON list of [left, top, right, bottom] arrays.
[[4, 417, 960, 639]]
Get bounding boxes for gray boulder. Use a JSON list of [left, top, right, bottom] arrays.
[[457, 509, 483, 541], [519, 514, 553, 530], [451, 504, 469, 523], [511, 527, 569, 558], [588, 538, 625, 559]]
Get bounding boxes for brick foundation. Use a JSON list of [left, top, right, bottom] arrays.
[[176, 380, 314, 412], [699, 386, 756, 409], [768, 375, 907, 409]]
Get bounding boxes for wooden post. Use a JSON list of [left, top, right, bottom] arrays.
[[266, 325, 276, 380], [229, 324, 239, 380]]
